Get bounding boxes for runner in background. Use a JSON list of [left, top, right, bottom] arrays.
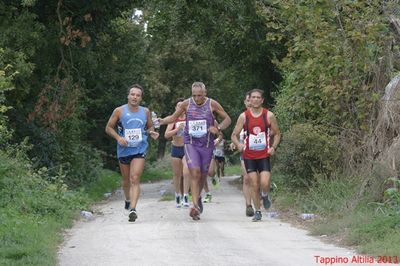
[[203, 131, 223, 203], [213, 134, 226, 180], [231, 88, 281, 222], [229, 92, 255, 217], [164, 98, 190, 208]]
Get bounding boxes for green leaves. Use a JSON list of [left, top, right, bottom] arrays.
[[269, 0, 390, 132]]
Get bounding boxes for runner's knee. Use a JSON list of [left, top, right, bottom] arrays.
[[130, 175, 140, 185]]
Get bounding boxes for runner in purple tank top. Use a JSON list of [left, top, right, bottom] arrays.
[[160, 82, 231, 220]]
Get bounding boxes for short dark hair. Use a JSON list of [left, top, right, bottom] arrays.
[[249, 88, 264, 98], [175, 97, 185, 106], [127, 84, 144, 96]]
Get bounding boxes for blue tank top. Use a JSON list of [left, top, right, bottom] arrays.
[[184, 97, 215, 147], [117, 105, 148, 158]]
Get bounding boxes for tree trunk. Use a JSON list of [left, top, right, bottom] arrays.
[[157, 125, 167, 159], [390, 16, 400, 43]]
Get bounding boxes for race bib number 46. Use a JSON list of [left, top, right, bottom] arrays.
[[125, 128, 142, 147], [188, 120, 207, 138], [249, 132, 266, 151]]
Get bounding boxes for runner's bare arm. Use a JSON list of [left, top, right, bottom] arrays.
[[231, 113, 245, 152], [268, 111, 281, 152], [160, 99, 188, 125], [212, 120, 223, 142], [211, 100, 231, 131], [145, 108, 159, 140], [164, 122, 178, 139], [105, 107, 127, 146]]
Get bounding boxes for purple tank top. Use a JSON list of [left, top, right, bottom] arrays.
[[184, 97, 215, 147]]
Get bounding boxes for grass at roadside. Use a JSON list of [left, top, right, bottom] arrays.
[[141, 158, 173, 182], [0, 153, 174, 265], [224, 163, 241, 176], [201, 163, 400, 256], [86, 169, 121, 200], [0, 150, 123, 266], [272, 174, 400, 256]]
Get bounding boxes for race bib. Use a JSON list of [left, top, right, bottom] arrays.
[[249, 132, 266, 151], [188, 120, 207, 138], [214, 149, 223, 157], [175, 121, 186, 137], [125, 128, 142, 147]]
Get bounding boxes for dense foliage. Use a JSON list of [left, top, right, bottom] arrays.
[[1, 0, 399, 263], [1, 0, 398, 200]]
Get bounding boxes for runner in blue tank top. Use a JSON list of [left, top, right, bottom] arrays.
[[106, 84, 159, 222], [159, 82, 231, 220]]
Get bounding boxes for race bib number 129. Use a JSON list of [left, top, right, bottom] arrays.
[[125, 128, 142, 147]]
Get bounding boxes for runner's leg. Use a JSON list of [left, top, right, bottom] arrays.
[[129, 158, 145, 210], [119, 162, 130, 202]]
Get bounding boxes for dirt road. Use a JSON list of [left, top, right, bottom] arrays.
[[58, 176, 379, 266]]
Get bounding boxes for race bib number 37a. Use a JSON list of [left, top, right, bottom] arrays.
[[125, 128, 142, 147], [188, 120, 207, 138]]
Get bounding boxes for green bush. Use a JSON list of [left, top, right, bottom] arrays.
[[300, 176, 358, 215], [61, 144, 103, 188], [275, 123, 341, 187], [0, 147, 120, 265]]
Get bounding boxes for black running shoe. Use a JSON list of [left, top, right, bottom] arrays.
[[128, 209, 137, 222], [124, 200, 130, 210], [261, 194, 271, 210], [246, 205, 255, 217], [252, 211, 262, 222]]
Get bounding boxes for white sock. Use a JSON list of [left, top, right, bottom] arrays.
[[261, 191, 268, 197]]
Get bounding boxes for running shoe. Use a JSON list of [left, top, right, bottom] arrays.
[[175, 195, 181, 208], [189, 206, 200, 220], [252, 210, 262, 222], [246, 205, 255, 217], [128, 209, 137, 222], [124, 200, 130, 210], [198, 197, 203, 213], [212, 177, 220, 189], [261, 194, 271, 210], [203, 194, 212, 203], [182, 195, 190, 207], [211, 176, 217, 186]]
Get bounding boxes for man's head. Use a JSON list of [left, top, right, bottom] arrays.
[[244, 91, 252, 109], [191, 82, 207, 105], [249, 88, 264, 108], [127, 84, 143, 106], [174, 97, 185, 110]]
